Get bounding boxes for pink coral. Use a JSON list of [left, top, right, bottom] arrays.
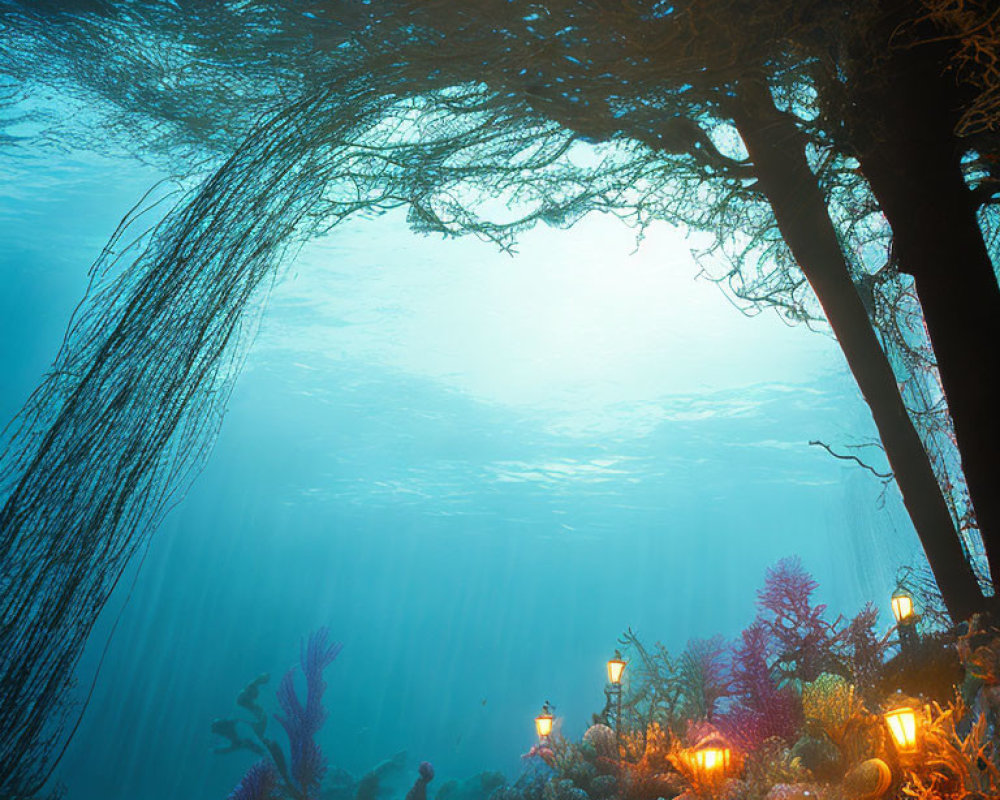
[[522, 743, 555, 766]]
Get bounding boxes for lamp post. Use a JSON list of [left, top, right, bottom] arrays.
[[607, 650, 626, 750], [891, 588, 920, 659], [535, 701, 554, 742]]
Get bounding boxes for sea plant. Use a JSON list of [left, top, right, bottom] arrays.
[[213, 673, 272, 756], [738, 738, 812, 800], [520, 559, 1000, 800], [801, 673, 864, 750], [898, 700, 1000, 800], [755, 558, 846, 685], [676, 637, 731, 725], [217, 629, 343, 800], [718, 621, 801, 753], [228, 761, 280, 800], [617, 723, 683, 800]]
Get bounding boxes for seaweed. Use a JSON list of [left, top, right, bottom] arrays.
[[213, 674, 272, 756]]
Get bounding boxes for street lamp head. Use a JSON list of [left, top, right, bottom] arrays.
[[607, 650, 627, 685], [884, 706, 920, 754], [891, 589, 916, 625], [535, 701, 555, 740]]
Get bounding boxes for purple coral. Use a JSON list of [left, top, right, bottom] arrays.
[[274, 628, 344, 799], [757, 558, 841, 682], [718, 621, 800, 751], [227, 760, 278, 800]]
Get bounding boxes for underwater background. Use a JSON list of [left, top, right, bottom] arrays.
[[1, 134, 919, 799]]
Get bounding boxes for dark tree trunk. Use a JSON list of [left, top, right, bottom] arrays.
[[849, 32, 1000, 597], [729, 78, 986, 621]]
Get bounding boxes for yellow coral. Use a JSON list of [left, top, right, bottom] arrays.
[[899, 700, 1000, 800], [802, 673, 864, 746], [743, 739, 811, 800]]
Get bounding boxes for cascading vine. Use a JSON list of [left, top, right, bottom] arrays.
[[0, 85, 350, 796], [0, 67, 600, 794]]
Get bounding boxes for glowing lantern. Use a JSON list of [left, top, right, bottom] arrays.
[[891, 589, 916, 625], [884, 706, 919, 754], [681, 734, 736, 794], [607, 650, 627, 685], [535, 702, 554, 739], [693, 746, 732, 775]]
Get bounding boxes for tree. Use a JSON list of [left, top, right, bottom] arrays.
[[833, 0, 1000, 592]]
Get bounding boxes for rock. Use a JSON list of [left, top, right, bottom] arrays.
[[583, 725, 617, 760], [436, 772, 506, 800], [791, 735, 842, 782], [842, 759, 892, 800]]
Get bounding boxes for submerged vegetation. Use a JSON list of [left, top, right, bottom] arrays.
[[213, 560, 1000, 800], [2, 0, 1000, 795], [519, 559, 1000, 800]]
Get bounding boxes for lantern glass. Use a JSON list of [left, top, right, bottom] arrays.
[[695, 747, 730, 773], [607, 656, 627, 685], [535, 711, 554, 739], [891, 591, 915, 624], [885, 707, 919, 753]]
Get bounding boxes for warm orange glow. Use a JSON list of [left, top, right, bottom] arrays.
[[891, 590, 915, 625], [694, 747, 731, 773], [535, 707, 554, 739], [607, 651, 627, 685], [884, 707, 919, 753]]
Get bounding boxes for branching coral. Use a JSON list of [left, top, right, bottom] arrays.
[[801, 674, 864, 750], [677, 637, 731, 724], [617, 723, 684, 800], [219, 630, 342, 800], [756, 558, 845, 684], [719, 622, 801, 753], [273, 629, 343, 798], [228, 761, 280, 800], [898, 701, 1000, 800], [739, 739, 812, 800]]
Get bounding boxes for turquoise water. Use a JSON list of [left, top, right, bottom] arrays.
[[1, 143, 918, 798]]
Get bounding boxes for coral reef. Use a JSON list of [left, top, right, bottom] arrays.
[[214, 631, 415, 800], [720, 621, 802, 752], [216, 629, 341, 800], [274, 630, 344, 797], [212, 563, 1000, 800], [522, 560, 1000, 800]]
